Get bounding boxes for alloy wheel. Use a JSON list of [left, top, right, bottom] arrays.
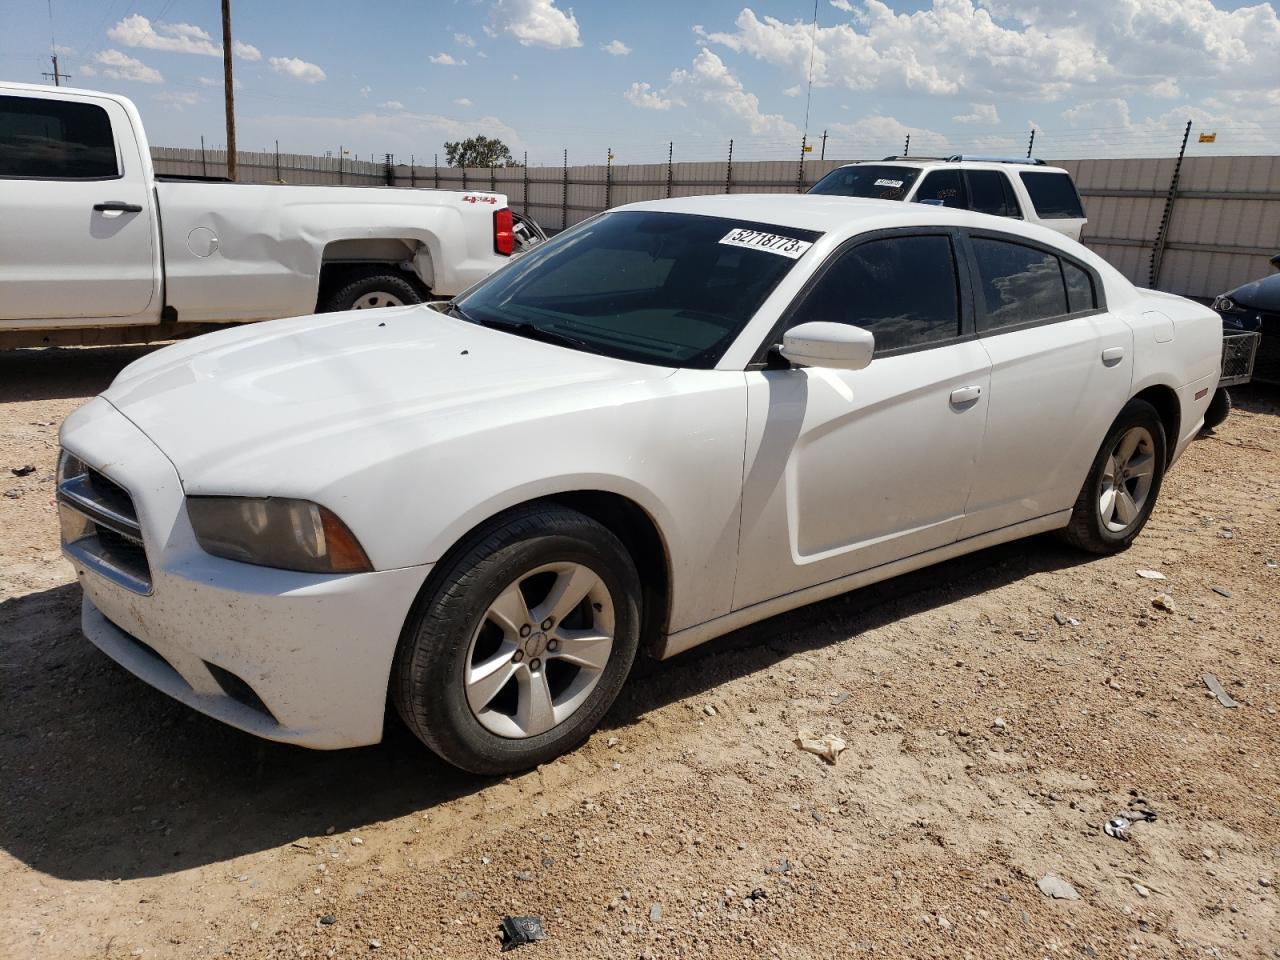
[[463, 562, 615, 739], [1099, 426, 1156, 533]]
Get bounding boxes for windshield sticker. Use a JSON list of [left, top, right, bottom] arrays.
[[874, 178, 904, 188], [719, 228, 813, 259]]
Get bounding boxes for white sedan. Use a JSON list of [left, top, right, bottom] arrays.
[[58, 195, 1221, 773]]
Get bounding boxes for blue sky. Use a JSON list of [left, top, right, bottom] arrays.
[[2, 0, 1278, 165]]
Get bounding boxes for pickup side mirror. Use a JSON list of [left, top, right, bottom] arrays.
[[780, 322, 875, 371]]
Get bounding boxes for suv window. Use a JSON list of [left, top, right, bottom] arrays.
[[913, 169, 965, 209], [1019, 171, 1085, 219], [965, 170, 1015, 217], [807, 164, 922, 202], [971, 237, 1070, 329], [789, 235, 961, 353], [0, 95, 119, 179]]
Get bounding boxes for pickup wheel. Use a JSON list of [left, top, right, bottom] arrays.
[[1058, 399, 1167, 555], [392, 504, 641, 775], [320, 267, 424, 312]]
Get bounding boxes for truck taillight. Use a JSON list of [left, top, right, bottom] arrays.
[[494, 208, 514, 256]]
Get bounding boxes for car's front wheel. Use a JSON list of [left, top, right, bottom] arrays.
[[392, 504, 641, 775], [1059, 399, 1167, 554]]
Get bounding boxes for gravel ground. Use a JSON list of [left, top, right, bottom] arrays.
[[1, 345, 1277, 960]]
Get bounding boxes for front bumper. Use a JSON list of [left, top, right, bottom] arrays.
[[61, 397, 431, 749]]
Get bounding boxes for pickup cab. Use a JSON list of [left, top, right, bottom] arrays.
[[0, 82, 542, 347]]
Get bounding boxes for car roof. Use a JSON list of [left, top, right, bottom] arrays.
[[834, 158, 1071, 175]]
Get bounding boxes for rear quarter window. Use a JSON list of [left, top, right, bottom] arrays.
[[1019, 171, 1085, 220]]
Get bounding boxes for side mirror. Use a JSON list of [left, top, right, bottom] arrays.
[[780, 322, 874, 371]]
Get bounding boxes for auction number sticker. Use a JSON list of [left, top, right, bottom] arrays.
[[719, 228, 813, 259], [874, 178, 904, 188]]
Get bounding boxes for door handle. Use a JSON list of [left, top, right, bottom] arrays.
[[950, 385, 982, 406], [93, 201, 142, 213], [1101, 346, 1125, 365]]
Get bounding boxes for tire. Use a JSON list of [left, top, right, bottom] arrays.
[[392, 504, 641, 775], [319, 267, 424, 312], [1202, 387, 1232, 432], [1058, 399, 1167, 555]]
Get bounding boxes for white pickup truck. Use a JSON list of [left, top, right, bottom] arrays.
[[0, 82, 542, 348]]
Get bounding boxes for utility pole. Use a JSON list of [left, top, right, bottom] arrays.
[[42, 54, 70, 86], [1026, 128, 1036, 159], [903, 134, 910, 157], [820, 129, 827, 161], [220, 0, 237, 181]]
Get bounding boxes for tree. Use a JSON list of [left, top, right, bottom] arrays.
[[444, 135, 515, 168]]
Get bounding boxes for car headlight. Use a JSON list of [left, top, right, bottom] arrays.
[[187, 497, 372, 574], [1213, 297, 1234, 313]]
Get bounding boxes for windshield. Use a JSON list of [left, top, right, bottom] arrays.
[[808, 164, 922, 202], [454, 211, 821, 368]]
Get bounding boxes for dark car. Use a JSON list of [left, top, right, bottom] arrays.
[[1213, 254, 1280, 386]]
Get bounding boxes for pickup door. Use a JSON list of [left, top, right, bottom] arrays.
[[0, 89, 157, 322]]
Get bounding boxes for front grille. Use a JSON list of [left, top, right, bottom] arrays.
[[58, 451, 153, 594], [1220, 331, 1261, 386]]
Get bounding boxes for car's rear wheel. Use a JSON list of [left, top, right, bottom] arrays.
[[392, 504, 641, 775], [1059, 399, 1167, 554], [320, 267, 424, 312]]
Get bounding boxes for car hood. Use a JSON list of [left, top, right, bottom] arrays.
[[1225, 271, 1280, 313], [104, 307, 673, 488]]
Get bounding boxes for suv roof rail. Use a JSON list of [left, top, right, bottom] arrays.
[[879, 155, 948, 162], [945, 154, 1047, 166]]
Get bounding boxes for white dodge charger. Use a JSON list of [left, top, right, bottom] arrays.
[[58, 195, 1221, 773]]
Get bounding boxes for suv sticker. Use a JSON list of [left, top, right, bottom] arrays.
[[719, 228, 813, 259], [874, 178, 904, 188]]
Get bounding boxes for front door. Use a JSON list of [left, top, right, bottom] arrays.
[[0, 91, 156, 321], [734, 231, 991, 609]]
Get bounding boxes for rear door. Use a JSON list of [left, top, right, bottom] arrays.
[[963, 169, 1022, 220], [0, 90, 157, 322], [958, 231, 1132, 537], [734, 230, 992, 608]]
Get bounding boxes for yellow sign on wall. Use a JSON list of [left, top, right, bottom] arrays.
[[1199, 132, 1217, 143]]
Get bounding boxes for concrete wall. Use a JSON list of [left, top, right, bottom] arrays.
[[151, 147, 1280, 299]]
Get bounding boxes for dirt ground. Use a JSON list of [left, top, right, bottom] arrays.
[[0, 345, 1277, 960]]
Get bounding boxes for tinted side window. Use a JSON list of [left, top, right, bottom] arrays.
[[791, 235, 961, 353], [1019, 172, 1084, 219], [965, 171, 1012, 217], [914, 170, 965, 209], [1000, 175, 1023, 218], [971, 238, 1068, 330], [0, 95, 119, 179], [1063, 259, 1096, 312]]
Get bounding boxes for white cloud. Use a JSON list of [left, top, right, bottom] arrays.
[[359, 84, 372, 97], [53, 43, 75, 55], [198, 76, 242, 90], [154, 90, 201, 110], [953, 103, 999, 124], [92, 49, 163, 84], [668, 48, 797, 136], [429, 52, 466, 65], [602, 39, 632, 56], [623, 82, 673, 110], [782, 84, 802, 97], [108, 14, 262, 60], [698, 1, 1280, 104], [109, 15, 219, 55], [828, 115, 950, 154], [269, 56, 326, 83], [454, 32, 477, 48], [379, 100, 405, 110], [491, 0, 582, 49], [453, 97, 473, 107], [1149, 78, 1180, 99]]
